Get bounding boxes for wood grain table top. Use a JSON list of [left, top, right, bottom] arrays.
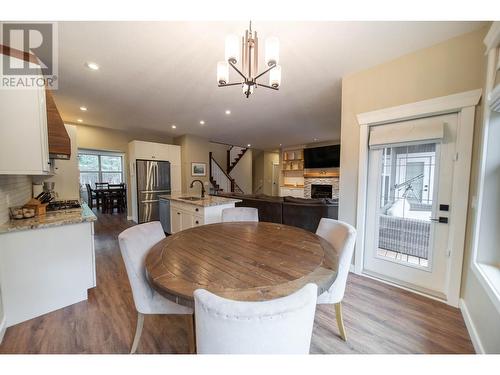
[[145, 222, 338, 307]]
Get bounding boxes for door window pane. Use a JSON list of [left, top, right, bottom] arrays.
[[377, 143, 436, 267]]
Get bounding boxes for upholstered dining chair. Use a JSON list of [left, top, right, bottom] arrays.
[[315, 218, 357, 341], [221, 207, 259, 222], [194, 283, 318, 354], [118, 221, 193, 353]]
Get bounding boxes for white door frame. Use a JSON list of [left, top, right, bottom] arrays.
[[354, 89, 482, 307]]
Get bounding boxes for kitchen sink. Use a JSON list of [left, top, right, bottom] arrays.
[[178, 196, 204, 201]]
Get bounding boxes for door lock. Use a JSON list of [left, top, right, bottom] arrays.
[[430, 217, 448, 224]]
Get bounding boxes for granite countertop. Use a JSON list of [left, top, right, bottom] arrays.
[[0, 203, 97, 234], [159, 194, 242, 207]]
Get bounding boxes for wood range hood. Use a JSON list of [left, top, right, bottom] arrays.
[[0, 44, 71, 159], [45, 89, 71, 159]]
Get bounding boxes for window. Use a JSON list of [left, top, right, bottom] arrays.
[[78, 151, 124, 188]]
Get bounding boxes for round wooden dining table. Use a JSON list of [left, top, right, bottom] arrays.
[[145, 221, 339, 308]]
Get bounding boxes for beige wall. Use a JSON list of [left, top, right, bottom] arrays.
[[75, 124, 173, 217], [252, 150, 279, 195], [253, 150, 264, 193], [263, 152, 280, 195], [340, 26, 500, 352], [173, 134, 230, 195]]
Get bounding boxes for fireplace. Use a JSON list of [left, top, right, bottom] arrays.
[[311, 184, 333, 199]]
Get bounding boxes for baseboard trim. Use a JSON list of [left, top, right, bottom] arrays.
[[126, 216, 133, 221], [349, 264, 355, 273], [359, 271, 448, 305], [0, 315, 6, 345], [459, 298, 484, 354]]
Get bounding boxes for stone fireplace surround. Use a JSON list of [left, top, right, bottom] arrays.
[[304, 177, 339, 199]]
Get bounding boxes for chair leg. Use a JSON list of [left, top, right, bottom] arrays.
[[130, 312, 144, 354], [335, 303, 347, 341]]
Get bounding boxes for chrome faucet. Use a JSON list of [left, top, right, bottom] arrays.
[[190, 179, 206, 198]]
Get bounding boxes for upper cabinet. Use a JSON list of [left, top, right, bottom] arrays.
[[0, 54, 50, 175], [0, 47, 71, 175], [130, 140, 181, 165]]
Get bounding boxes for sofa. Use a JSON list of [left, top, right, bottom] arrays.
[[217, 193, 338, 233]]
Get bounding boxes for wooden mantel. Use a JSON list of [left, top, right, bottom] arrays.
[[303, 170, 340, 178]]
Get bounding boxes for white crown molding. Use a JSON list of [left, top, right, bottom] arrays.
[[484, 21, 500, 53], [356, 89, 482, 126]]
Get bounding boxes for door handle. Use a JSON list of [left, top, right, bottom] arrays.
[[430, 217, 448, 224]]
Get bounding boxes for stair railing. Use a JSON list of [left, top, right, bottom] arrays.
[[210, 152, 244, 193]]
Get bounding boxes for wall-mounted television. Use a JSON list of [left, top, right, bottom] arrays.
[[304, 145, 341, 169]]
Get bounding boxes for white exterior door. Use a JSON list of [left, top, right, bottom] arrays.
[[363, 114, 457, 299]]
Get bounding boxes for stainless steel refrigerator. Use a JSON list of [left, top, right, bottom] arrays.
[[136, 160, 171, 223]]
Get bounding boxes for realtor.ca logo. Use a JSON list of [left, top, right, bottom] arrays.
[[1, 22, 58, 89]]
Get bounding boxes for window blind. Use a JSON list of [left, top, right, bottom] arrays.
[[369, 117, 445, 149]]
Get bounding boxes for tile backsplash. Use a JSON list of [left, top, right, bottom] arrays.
[[0, 175, 32, 224]]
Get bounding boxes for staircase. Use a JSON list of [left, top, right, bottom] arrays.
[[227, 146, 248, 173], [209, 152, 243, 194]]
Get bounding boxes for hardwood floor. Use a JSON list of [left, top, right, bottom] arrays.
[[0, 211, 474, 354]]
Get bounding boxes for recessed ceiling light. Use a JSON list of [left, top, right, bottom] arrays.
[[225, 110, 231, 115], [171, 125, 177, 129], [200, 120, 205, 125], [313, 138, 318, 141], [247, 144, 251, 147], [279, 144, 282, 146], [85, 62, 99, 71], [79, 106, 87, 111], [77, 119, 83, 123]]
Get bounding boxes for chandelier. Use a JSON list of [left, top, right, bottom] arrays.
[[217, 22, 281, 98]]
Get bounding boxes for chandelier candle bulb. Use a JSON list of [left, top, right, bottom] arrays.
[[217, 61, 229, 85], [218, 22, 281, 98], [270, 65, 282, 88], [225, 34, 240, 64], [265, 37, 280, 66]]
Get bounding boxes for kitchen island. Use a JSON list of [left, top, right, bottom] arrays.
[[159, 194, 241, 234], [0, 203, 96, 337]]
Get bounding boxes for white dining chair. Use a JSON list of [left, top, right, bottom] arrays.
[[118, 221, 193, 354], [315, 218, 357, 341], [221, 207, 259, 222], [194, 283, 318, 354]]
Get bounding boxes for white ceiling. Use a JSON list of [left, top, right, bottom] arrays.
[[54, 21, 486, 149]]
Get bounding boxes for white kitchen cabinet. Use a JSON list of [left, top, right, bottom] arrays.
[[167, 145, 181, 165], [280, 187, 305, 198], [0, 221, 95, 328], [130, 140, 179, 162], [0, 54, 50, 175], [169, 200, 234, 234], [171, 207, 182, 233], [170, 164, 182, 194]]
